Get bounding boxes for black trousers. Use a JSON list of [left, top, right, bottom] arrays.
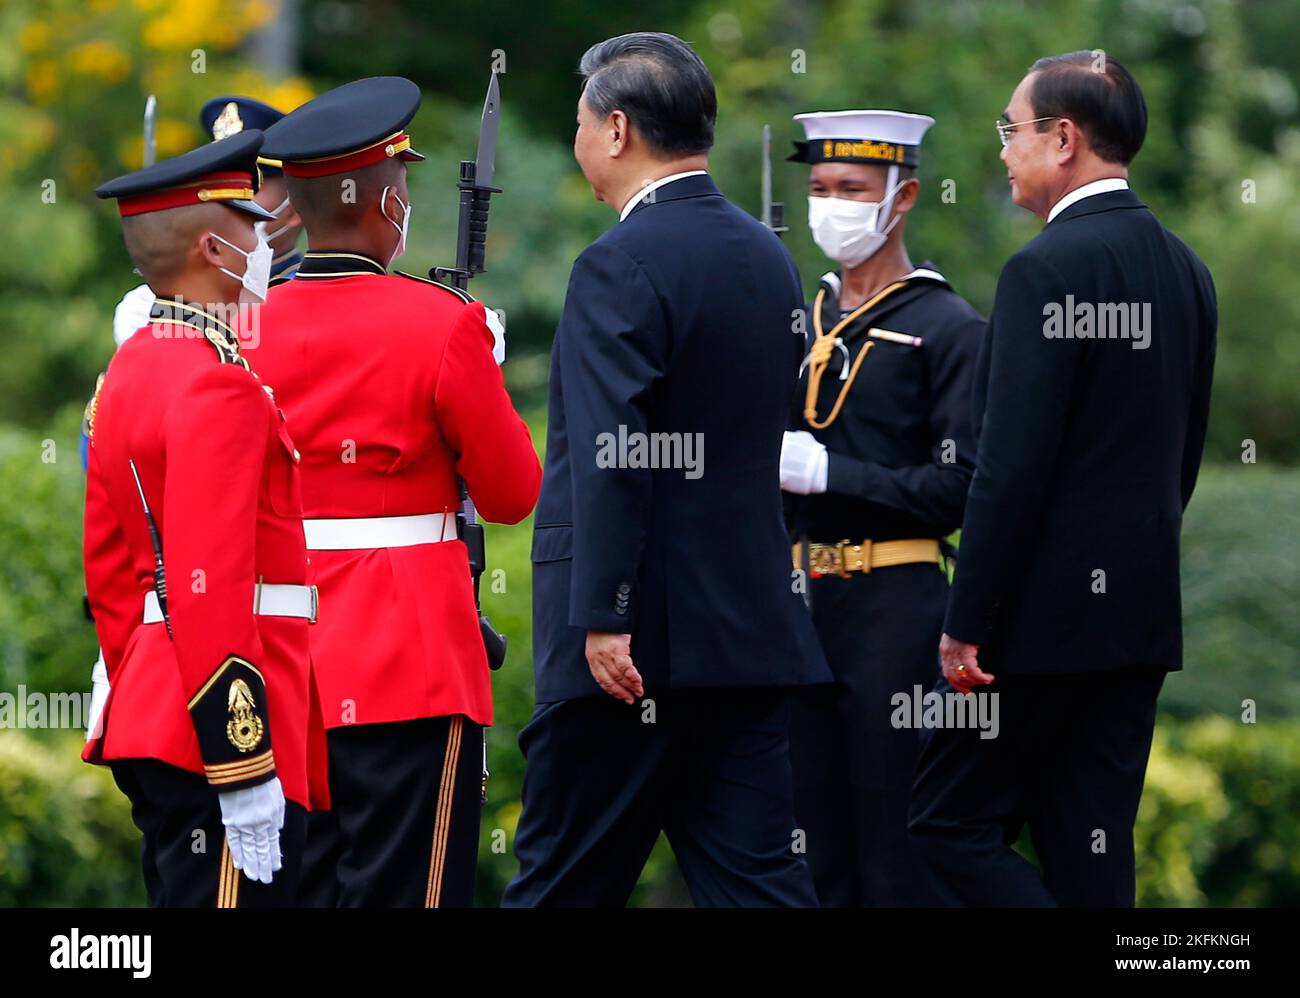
[[110, 758, 306, 908], [908, 669, 1166, 907], [789, 562, 949, 906], [299, 715, 484, 908], [502, 688, 818, 908]]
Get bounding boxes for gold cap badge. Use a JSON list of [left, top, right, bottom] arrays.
[[212, 101, 245, 141]]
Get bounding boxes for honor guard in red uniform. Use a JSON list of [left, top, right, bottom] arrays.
[[248, 77, 542, 907], [88, 96, 307, 741], [85, 132, 329, 907]]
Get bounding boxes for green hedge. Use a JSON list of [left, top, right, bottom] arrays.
[[0, 732, 144, 907]]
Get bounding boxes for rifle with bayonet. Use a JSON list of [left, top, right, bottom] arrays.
[[761, 124, 787, 238], [431, 71, 508, 673]]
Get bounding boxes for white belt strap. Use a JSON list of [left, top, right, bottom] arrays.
[[143, 584, 318, 624], [302, 512, 457, 551]]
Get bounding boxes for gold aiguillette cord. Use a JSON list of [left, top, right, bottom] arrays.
[[803, 281, 906, 430]]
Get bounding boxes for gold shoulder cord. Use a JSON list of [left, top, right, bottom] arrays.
[[145, 316, 251, 371], [84, 372, 106, 442], [803, 281, 906, 429], [204, 327, 251, 371]]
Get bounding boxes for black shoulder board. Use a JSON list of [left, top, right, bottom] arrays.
[[395, 271, 475, 304]]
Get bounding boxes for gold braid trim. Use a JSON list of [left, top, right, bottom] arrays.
[[84, 372, 106, 442]]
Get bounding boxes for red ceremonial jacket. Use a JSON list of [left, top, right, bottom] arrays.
[[83, 300, 329, 811], [245, 251, 541, 729]]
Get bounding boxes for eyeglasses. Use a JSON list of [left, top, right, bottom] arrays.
[[995, 116, 1060, 147]]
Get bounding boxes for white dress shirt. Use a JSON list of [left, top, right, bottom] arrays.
[[619, 170, 709, 222], [1047, 177, 1129, 223]]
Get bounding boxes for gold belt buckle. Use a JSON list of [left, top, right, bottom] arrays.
[[808, 542, 843, 579], [309, 584, 319, 624]]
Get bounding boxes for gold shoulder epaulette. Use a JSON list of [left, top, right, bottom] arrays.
[[395, 271, 475, 304], [84, 372, 106, 442], [203, 328, 250, 371]]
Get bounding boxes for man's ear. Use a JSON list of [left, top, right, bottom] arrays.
[[380, 183, 405, 222], [1056, 118, 1082, 162], [607, 109, 629, 157], [196, 230, 225, 269], [892, 176, 920, 215]]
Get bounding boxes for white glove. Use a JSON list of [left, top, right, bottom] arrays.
[[86, 651, 110, 742], [113, 283, 156, 347], [484, 305, 506, 366], [218, 777, 286, 885], [780, 430, 829, 495]]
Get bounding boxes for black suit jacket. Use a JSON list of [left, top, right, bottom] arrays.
[[944, 188, 1216, 674], [531, 173, 830, 702]]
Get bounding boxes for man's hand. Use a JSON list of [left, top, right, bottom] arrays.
[[586, 631, 643, 704], [939, 633, 994, 695], [218, 777, 286, 884], [780, 430, 829, 495]]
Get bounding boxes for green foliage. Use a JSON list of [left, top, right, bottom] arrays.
[[1135, 725, 1231, 906], [1171, 464, 1300, 721], [1181, 717, 1300, 906], [1137, 718, 1300, 907], [0, 731, 144, 907], [0, 407, 98, 698]]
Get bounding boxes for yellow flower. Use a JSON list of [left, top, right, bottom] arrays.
[[155, 119, 201, 158], [26, 60, 62, 105], [18, 21, 51, 53], [68, 41, 132, 84], [142, 0, 274, 50], [227, 72, 316, 114], [264, 78, 315, 114], [115, 120, 201, 170]]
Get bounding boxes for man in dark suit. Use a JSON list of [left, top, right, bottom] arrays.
[[503, 31, 829, 907], [909, 51, 1217, 906]]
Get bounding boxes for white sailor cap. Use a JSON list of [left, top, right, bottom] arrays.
[[789, 109, 935, 168]]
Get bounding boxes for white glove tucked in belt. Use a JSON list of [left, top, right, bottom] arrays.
[[218, 777, 286, 885], [484, 306, 506, 366], [780, 430, 829, 495], [86, 651, 110, 741]]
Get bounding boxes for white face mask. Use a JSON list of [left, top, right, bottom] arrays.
[[212, 222, 273, 303], [381, 186, 411, 266], [807, 181, 905, 268], [262, 195, 293, 242]]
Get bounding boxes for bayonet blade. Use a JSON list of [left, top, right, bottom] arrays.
[[143, 95, 157, 167], [473, 72, 500, 189], [762, 124, 773, 229]]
